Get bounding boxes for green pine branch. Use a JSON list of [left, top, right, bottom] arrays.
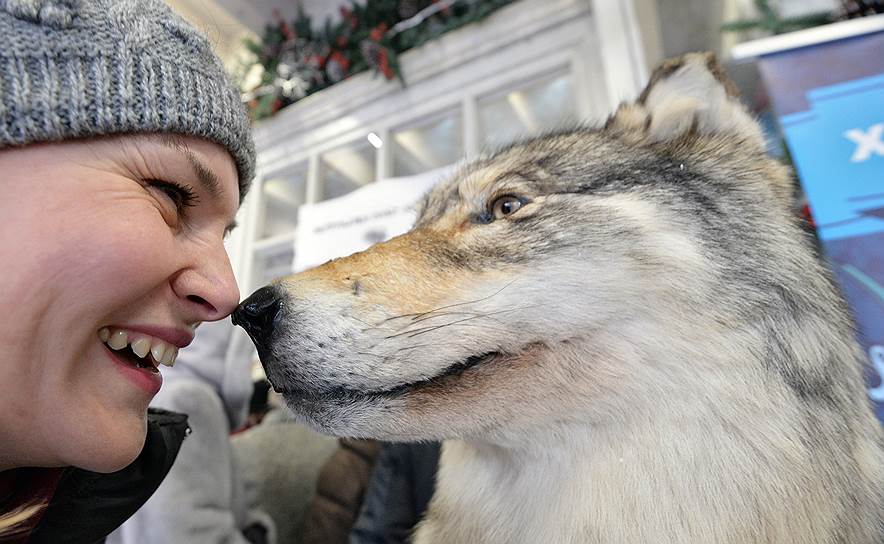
[[722, 0, 834, 35]]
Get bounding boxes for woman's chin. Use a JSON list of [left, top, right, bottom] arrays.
[[64, 414, 148, 473], [86, 442, 145, 473]]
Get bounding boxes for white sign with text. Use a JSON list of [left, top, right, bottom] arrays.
[[293, 166, 454, 273]]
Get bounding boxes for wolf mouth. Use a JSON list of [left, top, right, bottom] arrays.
[[277, 350, 502, 401]]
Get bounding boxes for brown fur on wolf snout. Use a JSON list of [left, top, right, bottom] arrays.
[[245, 53, 884, 543]]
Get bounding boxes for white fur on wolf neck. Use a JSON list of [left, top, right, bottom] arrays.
[[258, 53, 884, 543], [415, 325, 876, 543]]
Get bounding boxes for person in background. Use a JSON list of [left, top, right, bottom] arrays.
[[108, 321, 276, 544], [244, 379, 273, 430], [0, 0, 254, 541]]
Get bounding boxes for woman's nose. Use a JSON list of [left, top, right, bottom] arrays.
[[171, 244, 241, 321]]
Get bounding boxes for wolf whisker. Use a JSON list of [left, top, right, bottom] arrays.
[[377, 279, 518, 324], [409, 310, 490, 325], [411, 279, 520, 321], [382, 304, 543, 340], [354, 350, 385, 359], [352, 314, 397, 334]]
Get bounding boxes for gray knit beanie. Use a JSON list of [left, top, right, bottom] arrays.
[[0, 0, 255, 198]]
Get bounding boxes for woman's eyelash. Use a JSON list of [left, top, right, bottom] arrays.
[[148, 180, 198, 212]]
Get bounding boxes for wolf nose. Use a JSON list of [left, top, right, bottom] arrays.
[[232, 286, 282, 350]]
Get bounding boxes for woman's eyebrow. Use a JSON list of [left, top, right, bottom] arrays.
[[152, 134, 222, 199], [186, 151, 221, 199]]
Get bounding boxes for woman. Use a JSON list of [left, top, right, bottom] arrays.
[[0, 0, 255, 541]]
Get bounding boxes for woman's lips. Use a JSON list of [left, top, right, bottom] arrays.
[[104, 344, 163, 396]]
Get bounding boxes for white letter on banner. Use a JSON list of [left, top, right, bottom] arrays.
[[844, 123, 884, 162]]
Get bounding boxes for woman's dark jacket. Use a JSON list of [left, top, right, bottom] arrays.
[[2, 409, 188, 544]]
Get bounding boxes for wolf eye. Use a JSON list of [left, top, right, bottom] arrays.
[[491, 196, 524, 219]]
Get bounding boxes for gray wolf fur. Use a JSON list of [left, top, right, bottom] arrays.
[[244, 53, 884, 543]]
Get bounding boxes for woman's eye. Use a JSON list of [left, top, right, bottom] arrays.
[[149, 180, 197, 214], [491, 195, 524, 220]]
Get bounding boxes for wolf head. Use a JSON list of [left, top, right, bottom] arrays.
[[235, 53, 866, 442]]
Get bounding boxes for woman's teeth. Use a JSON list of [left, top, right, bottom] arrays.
[[98, 327, 178, 367]]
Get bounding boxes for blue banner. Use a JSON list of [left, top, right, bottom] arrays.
[[780, 74, 884, 241]]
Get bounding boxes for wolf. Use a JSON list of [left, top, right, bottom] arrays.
[[233, 53, 884, 543]]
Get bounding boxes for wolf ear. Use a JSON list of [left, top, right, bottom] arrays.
[[606, 53, 765, 150]]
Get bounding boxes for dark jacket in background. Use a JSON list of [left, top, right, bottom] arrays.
[[349, 442, 441, 544]]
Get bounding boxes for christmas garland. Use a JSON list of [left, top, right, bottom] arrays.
[[721, 0, 884, 37], [240, 0, 514, 120]]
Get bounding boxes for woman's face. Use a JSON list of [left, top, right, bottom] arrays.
[[0, 134, 241, 472]]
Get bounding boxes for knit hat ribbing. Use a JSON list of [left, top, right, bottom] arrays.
[[0, 0, 256, 199]]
